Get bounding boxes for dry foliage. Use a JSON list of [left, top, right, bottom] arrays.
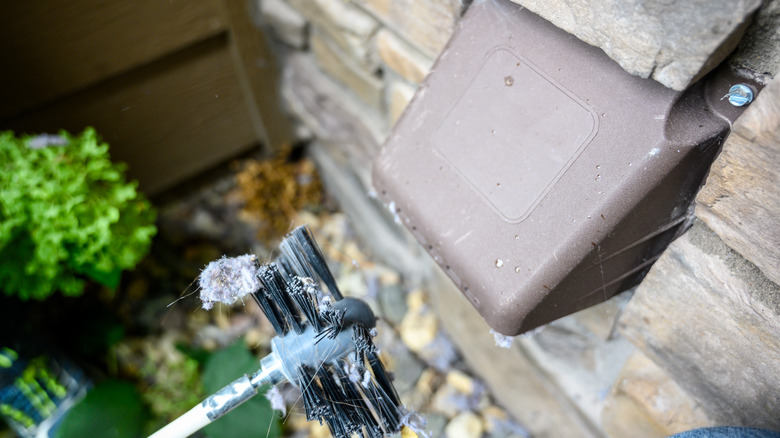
[[236, 148, 322, 242]]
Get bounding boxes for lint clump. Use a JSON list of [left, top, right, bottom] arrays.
[[490, 329, 515, 349], [198, 255, 260, 310], [264, 386, 286, 417]]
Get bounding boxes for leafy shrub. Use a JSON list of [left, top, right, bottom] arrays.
[[0, 128, 156, 300]]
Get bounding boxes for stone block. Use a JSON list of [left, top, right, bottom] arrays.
[[388, 80, 417, 125], [376, 28, 434, 84], [288, 0, 378, 39], [257, 0, 307, 48], [618, 221, 780, 430], [354, 0, 463, 58], [601, 351, 715, 438], [696, 76, 780, 285], [510, 0, 762, 90], [286, 0, 379, 69], [310, 28, 385, 109], [426, 265, 602, 438], [729, 0, 780, 82], [517, 295, 636, 429], [280, 53, 385, 180]]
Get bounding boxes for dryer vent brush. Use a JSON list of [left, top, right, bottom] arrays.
[[149, 225, 404, 438]]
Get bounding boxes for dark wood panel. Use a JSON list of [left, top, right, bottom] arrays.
[[0, 0, 228, 118], [6, 36, 257, 195], [220, 0, 293, 152]]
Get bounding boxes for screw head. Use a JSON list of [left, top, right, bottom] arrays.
[[727, 84, 754, 107]]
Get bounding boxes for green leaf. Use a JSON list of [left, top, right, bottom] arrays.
[[202, 341, 281, 438], [0, 128, 156, 300], [79, 264, 122, 289], [55, 380, 149, 438]]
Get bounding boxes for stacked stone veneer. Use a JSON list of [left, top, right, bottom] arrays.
[[253, 0, 780, 436], [253, 0, 464, 283], [255, 0, 459, 181]]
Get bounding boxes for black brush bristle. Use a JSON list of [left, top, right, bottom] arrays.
[[258, 264, 304, 335], [288, 277, 325, 333], [317, 367, 359, 438], [250, 274, 287, 336], [352, 325, 377, 357], [279, 226, 343, 300], [244, 225, 404, 437], [334, 360, 384, 438], [363, 380, 403, 435], [366, 351, 401, 412], [315, 302, 346, 343], [298, 365, 331, 422]]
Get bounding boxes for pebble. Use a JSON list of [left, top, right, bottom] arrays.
[[214, 310, 231, 330], [378, 282, 408, 326], [341, 241, 364, 265], [377, 267, 401, 285], [481, 405, 508, 430], [337, 270, 365, 297], [447, 370, 476, 394], [407, 289, 427, 312], [481, 405, 530, 437], [423, 413, 449, 438], [415, 332, 458, 371], [399, 289, 439, 352], [400, 309, 438, 353], [309, 420, 331, 438], [431, 384, 468, 417], [416, 369, 441, 399], [292, 210, 321, 230], [401, 426, 420, 438], [243, 328, 266, 349], [444, 412, 484, 438], [390, 346, 427, 394], [401, 388, 429, 412]]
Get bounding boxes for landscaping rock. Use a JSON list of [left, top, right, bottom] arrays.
[[444, 412, 484, 438], [696, 75, 780, 285], [510, 0, 761, 90], [257, 0, 308, 48], [618, 221, 780, 430]]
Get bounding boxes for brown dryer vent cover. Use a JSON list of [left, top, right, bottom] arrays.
[[373, 0, 761, 335]]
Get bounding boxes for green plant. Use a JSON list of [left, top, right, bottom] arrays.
[[55, 380, 150, 438], [0, 128, 156, 300], [202, 341, 280, 438]]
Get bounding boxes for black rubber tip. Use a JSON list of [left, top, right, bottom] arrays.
[[332, 297, 377, 329]]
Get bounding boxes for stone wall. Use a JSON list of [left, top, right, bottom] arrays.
[[615, 76, 780, 432], [510, 0, 779, 90], [252, 0, 780, 436]]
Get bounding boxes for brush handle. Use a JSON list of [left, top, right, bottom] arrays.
[[147, 403, 211, 438], [148, 374, 258, 438]]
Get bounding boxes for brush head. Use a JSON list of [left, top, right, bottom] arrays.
[[251, 225, 404, 437]]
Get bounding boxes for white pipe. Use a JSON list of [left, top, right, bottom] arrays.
[[148, 403, 211, 438]]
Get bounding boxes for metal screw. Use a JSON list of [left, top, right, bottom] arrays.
[[725, 84, 754, 107]]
